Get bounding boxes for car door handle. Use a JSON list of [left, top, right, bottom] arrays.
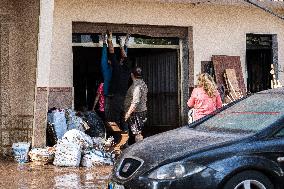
[[277, 157, 284, 162]]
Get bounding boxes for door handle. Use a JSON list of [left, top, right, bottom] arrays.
[[277, 157, 284, 162]]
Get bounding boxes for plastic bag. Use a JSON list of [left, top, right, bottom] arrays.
[[53, 140, 81, 167], [48, 109, 67, 139], [12, 142, 30, 163], [65, 109, 85, 132], [81, 111, 106, 138], [81, 149, 113, 167], [62, 129, 93, 150]]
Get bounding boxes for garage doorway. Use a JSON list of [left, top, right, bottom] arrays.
[[246, 34, 275, 93], [72, 23, 193, 136], [72, 34, 180, 135]]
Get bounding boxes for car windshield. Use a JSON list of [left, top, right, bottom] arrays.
[[195, 92, 284, 134]]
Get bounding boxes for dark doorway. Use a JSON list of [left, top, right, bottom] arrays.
[[73, 47, 103, 111], [246, 34, 273, 93], [128, 48, 179, 136]]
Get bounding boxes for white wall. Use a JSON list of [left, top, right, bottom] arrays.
[[49, 0, 284, 87]]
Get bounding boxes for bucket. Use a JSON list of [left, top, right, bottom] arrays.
[[12, 142, 30, 163]]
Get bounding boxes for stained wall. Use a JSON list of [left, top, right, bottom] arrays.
[[0, 0, 39, 155], [49, 0, 284, 89]]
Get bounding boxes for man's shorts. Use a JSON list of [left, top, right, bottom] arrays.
[[126, 111, 147, 135]]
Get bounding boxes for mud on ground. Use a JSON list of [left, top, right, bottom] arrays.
[[0, 158, 113, 189]]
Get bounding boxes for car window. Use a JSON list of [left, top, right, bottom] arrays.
[[195, 93, 284, 134]]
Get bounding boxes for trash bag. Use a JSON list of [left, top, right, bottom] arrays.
[[62, 129, 93, 150], [12, 142, 30, 163], [53, 140, 81, 167], [46, 122, 58, 146], [65, 109, 85, 132], [47, 109, 67, 139], [81, 111, 106, 138], [81, 149, 113, 167]]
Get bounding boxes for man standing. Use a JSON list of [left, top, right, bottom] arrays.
[[124, 67, 148, 143], [104, 31, 131, 154]]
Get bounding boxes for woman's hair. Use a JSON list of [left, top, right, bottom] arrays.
[[132, 67, 142, 78], [197, 73, 218, 98]]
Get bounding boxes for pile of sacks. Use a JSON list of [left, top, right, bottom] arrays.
[[13, 109, 114, 167], [53, 129, 115, 167], [47, 108, 106, 146]]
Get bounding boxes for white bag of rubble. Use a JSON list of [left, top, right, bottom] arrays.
[[81, 150, 113, 167], [53, 140, 81, 167], [62, 129, 93, 150]]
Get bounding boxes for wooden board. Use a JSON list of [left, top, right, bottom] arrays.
[[224, 69, 243, 100], [212, 55, 246, 95]]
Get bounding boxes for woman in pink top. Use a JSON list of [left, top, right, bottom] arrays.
[[187, 73, 222, 121], [93, 83, 105, 120]]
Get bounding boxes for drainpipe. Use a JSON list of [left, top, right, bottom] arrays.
[[244, 0, 284, 20]]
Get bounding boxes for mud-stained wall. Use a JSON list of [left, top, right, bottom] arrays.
[[0, 0, 39, 155], [49, 0, 284, 88]]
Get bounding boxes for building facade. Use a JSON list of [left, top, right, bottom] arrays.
[[0, 0, 283, 155]]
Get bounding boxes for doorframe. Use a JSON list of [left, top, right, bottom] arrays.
[[72, 22, 194, 126], [245, 33, 278, 92]]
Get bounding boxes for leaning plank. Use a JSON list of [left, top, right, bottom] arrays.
[[212, 55, 246, 95]]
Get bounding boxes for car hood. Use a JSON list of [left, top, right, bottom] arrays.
[[118, 127, 245, 172]]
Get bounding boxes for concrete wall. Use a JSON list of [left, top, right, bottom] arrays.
[[49, 0, 284, 88], [0, 0, 39, 155]]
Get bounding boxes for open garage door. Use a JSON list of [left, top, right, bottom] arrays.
[[132, 49, 179, 130]]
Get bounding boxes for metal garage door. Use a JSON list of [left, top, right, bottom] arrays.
[[135, 51, 179, 128]]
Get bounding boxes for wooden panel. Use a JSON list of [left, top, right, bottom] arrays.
[[224, 69, 243, 100], [212, 55, 246, 95]]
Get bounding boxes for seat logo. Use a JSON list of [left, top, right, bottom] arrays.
[[122, 163, 131, 173]]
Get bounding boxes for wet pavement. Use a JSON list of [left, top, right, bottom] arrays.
[[0, 158, 113, 189]]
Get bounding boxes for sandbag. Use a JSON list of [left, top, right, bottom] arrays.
[[53, 140, 81, 167], [62, 129, 93, 150]]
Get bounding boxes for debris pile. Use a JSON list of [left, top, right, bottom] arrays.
[[28, 147, 55, 165], [12, 108, 116, 167]]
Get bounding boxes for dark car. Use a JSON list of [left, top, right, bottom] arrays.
[[109, 87, 284, 189]]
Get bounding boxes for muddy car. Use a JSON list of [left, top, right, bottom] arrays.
[[109, 87, 284, 189]]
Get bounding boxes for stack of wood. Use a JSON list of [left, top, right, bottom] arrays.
[[270, 64, 282, 89], [223, 69, 244, 102], [211, 55, 246, 104]]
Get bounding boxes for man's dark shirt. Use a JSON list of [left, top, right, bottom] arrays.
[[108, 53, 130, 96]]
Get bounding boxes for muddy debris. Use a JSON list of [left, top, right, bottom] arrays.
[[0, 158, 113, 189]]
